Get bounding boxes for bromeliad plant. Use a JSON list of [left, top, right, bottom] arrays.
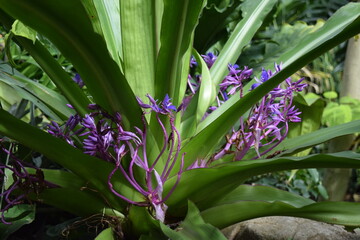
[[1, 0, 360, 239]]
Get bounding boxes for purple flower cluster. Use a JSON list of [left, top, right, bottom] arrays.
[[219, 64, 253, 100], [0, 144, 55, 224], [189, 53, 253, 110], [48, 95, 183, 222], [186, 53, 217, 96], [213, 63, 306, 161], [188, 54, 307, 164], [202, 52, 217, 68]]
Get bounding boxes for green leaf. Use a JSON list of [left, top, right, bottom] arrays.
[[0, 63, 74, 120], [340, 96, 360, 106], [179, 2, 360, 169], [26, 168, 86, 190], [155, 0, 205, 108], [201, 201, 360, 229], [340, 96, 360, 121], [213, 185, 315, 208], [318, 184, 329, 200], [165, 151, 360, 216], [289, 94, 325, 136], [323, 91, 338, 99], [322, 103, 352, 127], [11, 20, 36, 43], [0, 109, 143, 212], [139, 232, 168, 240], [210, 0, 277, 87], [126, 206, 161, 238], [0, 10, 91, 115], [37, 188, 109, 217], [286, 94, 325, 156], [274, 119, 360, 157], [151, 0, 205, 146], [95, 228, 115, 240], [160, 202, 227, 240], [82, 0, 123, 68], [181, 49, 216, 138], [0, 204, 35, 239], [0, 0, 142, 128], [250, 20, 324, 71], [265, 2, 360, 75], [120, 0, 156, 99]]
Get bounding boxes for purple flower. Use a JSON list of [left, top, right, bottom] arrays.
[[251, 68, 270, 90], [72, 73, 85, 88], [137, 94, 160, 112], [47, 120, 76, 146], [201, 52, 217, 68], [0, 145, 56, 224], [82, 115, 96, 130], [162, 94, 177, 112], [211, 63, 307, 162], [137, 94, 177, 115], [190, 56, 197, 68], [47, 96, 183, 222], [220, 64, 253, 96]]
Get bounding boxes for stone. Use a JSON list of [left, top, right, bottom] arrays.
[[222, 216, 360, 240]]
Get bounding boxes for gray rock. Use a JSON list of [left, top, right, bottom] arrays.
[[222, 217, 360, 240]]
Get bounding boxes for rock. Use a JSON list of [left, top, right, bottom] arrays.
[[222, 216, 360, 240]]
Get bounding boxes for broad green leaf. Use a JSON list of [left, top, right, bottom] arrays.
[[37, 188, 109, 217], [181, 49, 216, 138], [179, 3, 360, 170], [164, 151, 360, 216], [201, 201, 360, 229], [151, 0, 205, 146], [340, 96, 360, 106], [0, 204, 35, 239], [126, 206, 161, 238], [213, 185, 315, 208], [285, 93, 325, 157], [0, 0, 142, 128], [210, 0, 277, 87], [155, 0, 205, 108], [0, 82, 63, 121], [26, 168, 86, 190], [301, 92, 323, 106], [0, 10, 91, 116], [95, 228, 115, 240], [274, 119, 360, 157], [247, 20, 324, 71], [120, 0, 156, 99], [175, 44, 193, 133], [82, 0, 123, 68], [340, 96, 360, 121], [264, 2, 360, 75], [11, 20, 36, 43], [0, 64, 74, 120], [201, 1, 360, 131], [322, 103, 352, 127], [139, 232, 168, 240], [0, 109, 143, 212], [160, 202, 227, 240], [0, 81, 24, 111], [323, 91, 338, 99]]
